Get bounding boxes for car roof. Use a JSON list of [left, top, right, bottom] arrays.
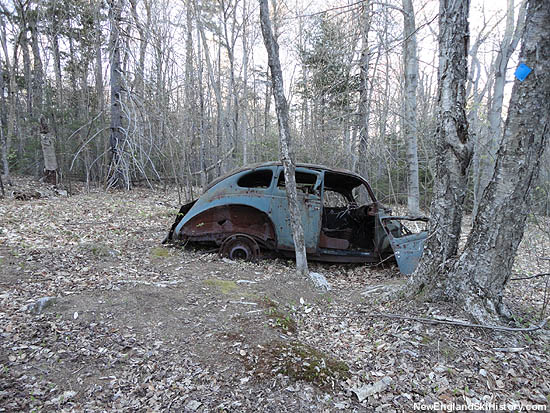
[[205, 161, 363, 191]]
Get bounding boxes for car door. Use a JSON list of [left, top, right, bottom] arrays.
[[376, 213, 429, 275], [269, 167, 322, 253]]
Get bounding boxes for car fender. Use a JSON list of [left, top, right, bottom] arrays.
[[177, 203, 277, 246]]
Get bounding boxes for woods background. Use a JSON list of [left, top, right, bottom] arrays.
[[0, 0, 548, 214]]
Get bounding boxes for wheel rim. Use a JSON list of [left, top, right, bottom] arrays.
[[220, 235, 260, 261], [230, 245, 250, 260]]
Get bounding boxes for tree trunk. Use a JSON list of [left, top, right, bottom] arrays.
[[195, 17, 207, 190], [19, 24, 32, 118], [264, 68, 271, 138], [39, 117, 58, 184], [184, 1, 197, 182], [220, 0, 238, 169], [94, 0, 108, 181], [407, 0, 472, 294], [18, 9, 32, 160], [241, 0, 249, 165], [107, 0, 128, 189], [0, 121, 7, 187], [195, 1, 227, 175], [0, 48, 9, 181], [49, 7, 63, 105], [477, 0, 527, 216], [357, 2, 371, 185], [0, 14, 16, 183], [259, 0, 308, 278], [402, 0, 420, 215], [468, 36, 490, 218], [0, 163, 4, 196], [30, 7, 58, 184], [444, 0, 550, 323], [129, 0, 150, 95]]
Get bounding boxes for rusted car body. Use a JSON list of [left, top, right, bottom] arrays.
[[164, 162, 428, 274]]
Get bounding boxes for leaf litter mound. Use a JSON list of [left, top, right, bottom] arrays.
[[0, 176, 549, 411]]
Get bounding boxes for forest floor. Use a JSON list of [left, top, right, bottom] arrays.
[[1, 176, 549, 412]]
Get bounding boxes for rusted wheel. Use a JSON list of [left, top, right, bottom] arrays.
[[220, 234, 260, 261]]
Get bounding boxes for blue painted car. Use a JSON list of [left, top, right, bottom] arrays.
[[164, 162, 428, 274]]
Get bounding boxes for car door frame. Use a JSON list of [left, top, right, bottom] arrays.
[[269, 166, 323, 254]]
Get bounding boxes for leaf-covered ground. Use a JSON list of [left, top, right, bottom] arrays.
[[1, 177, 549, 412]]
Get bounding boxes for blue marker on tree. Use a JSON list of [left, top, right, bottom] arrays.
[[514, 63, 532, 81]]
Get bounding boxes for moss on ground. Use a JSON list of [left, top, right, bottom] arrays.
[[266, 307, 297, 333], [150, 247, 170, 258], [78, 242, 117, 258], [253, 340, 350, 389], [259, 296, 297, 333], [204, 279, 238, 294]]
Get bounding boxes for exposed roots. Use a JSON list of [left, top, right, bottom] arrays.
[[399, 259, 516, 327]]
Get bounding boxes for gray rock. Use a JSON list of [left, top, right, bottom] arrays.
[[309, 272, 331, 291], [186, 400, 202, 411], [47, 390, 76, 405], [27, 297, 56, 314], [400, 349, 419, 358], [352, 376, 393, 403]]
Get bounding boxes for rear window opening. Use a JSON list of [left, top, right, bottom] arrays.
[[237, 170, 273, 188]]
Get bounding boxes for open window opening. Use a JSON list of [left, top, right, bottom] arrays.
[[277, 171, 319, 196], [320, 172, 376, 250], [237, 169, 273, 189]]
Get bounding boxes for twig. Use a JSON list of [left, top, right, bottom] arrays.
[[190, 147, 234, 176], [492, 347, 526, 353], [229, 301, 257, 306], [510, 272, 550, 281], [362, 311, 550, 332], [541, 276, 550, 320]]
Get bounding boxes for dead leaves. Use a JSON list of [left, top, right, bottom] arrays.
[[1, 177, 549, 411]]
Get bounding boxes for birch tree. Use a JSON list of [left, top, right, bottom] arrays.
[[407, 0, 472, 290], [259, 0, 308, 278], [444, 0, 550, 323], [402, 0, 420, 215], [407, 0, 549, 324], [475, 0, 526, 215], [357, 2, 371, 184], [241, 0, 250, 165]]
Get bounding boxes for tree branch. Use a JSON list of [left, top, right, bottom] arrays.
[[362, 311, 549, 332], [510, 273, 550, 281]]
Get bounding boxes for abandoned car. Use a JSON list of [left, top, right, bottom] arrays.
[[164, 162, 428, 274]]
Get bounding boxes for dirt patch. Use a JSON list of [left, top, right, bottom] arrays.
[[1, 176, 549, 411]]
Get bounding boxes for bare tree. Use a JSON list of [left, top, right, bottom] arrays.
[[39, 116, 58, 184], [29, 5, 59, 184], [406, 0, 549, 324], [475, 0, 527, 215], [445, 0, 550, 323], [0, 34, 9, 182], [259, 0, 308, 278], [357, 2, 372, 185], [195, 0, 231, 175], [241, 0, 250, 165], [407, 0, 472, 291], [107, 0, 128, 189], [402, 0, 420, 215]]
